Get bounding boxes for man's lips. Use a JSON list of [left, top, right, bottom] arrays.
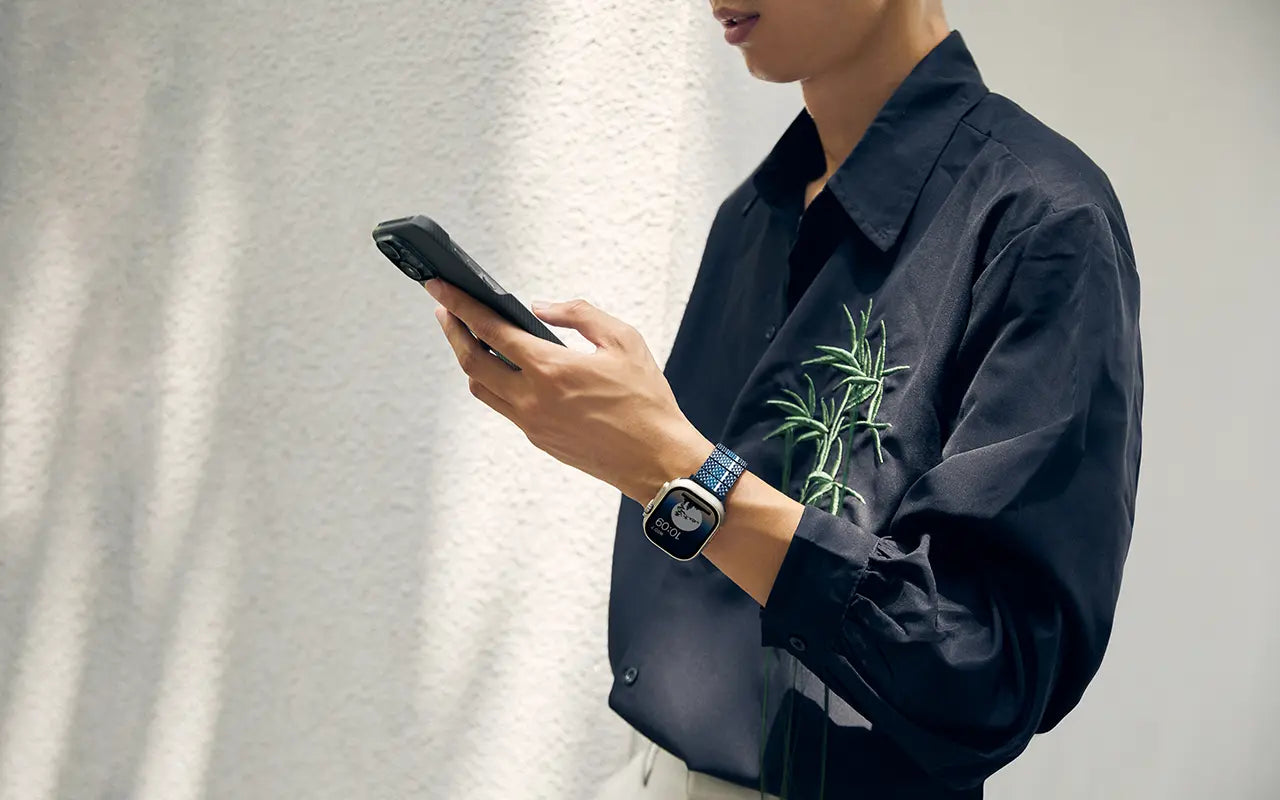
[[713, 7, 760, 27]]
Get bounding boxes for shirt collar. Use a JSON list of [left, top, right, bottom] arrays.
[[751, 30, 989, 251]]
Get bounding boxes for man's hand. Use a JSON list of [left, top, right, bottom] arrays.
[[423, 278, 712, 504]]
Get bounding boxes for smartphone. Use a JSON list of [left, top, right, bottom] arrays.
[[372, 214, 564, 368]]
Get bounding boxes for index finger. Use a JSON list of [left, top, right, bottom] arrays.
[[423, 278, 561, 367]]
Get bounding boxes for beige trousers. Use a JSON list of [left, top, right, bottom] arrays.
[[591, 728, 781, 800]]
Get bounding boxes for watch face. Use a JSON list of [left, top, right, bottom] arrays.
[[644, 486, 721, 560]]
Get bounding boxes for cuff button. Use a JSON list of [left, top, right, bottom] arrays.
[[622, 666, 639, 686], [788, 635, 807, 653]]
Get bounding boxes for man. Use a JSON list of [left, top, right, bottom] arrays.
[[424, 0, 1143, 797]]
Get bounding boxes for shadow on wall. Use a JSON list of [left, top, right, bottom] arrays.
[[0, 2, 261, 798], [0, 2, 242, 799], [0, 0, 542, 798]]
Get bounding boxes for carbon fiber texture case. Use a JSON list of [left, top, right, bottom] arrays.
[[372, 215, 566, 366]]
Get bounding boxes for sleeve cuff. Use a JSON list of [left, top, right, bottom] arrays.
[[759, 502, 879, 661]]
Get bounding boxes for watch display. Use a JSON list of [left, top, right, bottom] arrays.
[[643, 484, 722, 561]]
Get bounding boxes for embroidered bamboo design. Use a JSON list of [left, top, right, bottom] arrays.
[[763, 298, 908, 513]]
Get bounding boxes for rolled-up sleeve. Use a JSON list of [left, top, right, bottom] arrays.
[[759, 203, 1143, 789]]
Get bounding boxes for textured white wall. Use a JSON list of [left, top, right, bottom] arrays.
[[0, 1, 1275, 799]]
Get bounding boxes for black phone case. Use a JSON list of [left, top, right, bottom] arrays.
[[371, 215, 565, 360]]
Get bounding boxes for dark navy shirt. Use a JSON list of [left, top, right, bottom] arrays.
[[606, 31, 1142, 798]]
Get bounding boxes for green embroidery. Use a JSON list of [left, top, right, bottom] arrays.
[[758, 298, 908, 800], [763, 298, 908, 513]]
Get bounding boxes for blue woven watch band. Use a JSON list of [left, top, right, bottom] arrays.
[[691, 443, 748, 502]]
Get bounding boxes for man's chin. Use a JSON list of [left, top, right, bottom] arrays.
[[742, 55, 804, 84]]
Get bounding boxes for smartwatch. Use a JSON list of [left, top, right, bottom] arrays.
[[641, 443, 747, 561]]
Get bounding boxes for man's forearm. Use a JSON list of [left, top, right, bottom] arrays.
[[629, 428, 804, 608], [700, 469, 804, 607]]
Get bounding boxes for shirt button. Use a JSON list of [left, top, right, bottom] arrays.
[[622, 666, 639, 685], [764, 324, 778, 341], [788, 635, 807, 653]]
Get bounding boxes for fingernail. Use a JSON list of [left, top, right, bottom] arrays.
[[531, 300, 551, 312], [423, 278, 440, 298]]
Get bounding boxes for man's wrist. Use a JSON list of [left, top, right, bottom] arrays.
[[628, 423, 714, 505], [699, 473, 804, 606]]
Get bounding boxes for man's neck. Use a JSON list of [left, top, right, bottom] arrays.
[[800, 11, 950, 181]]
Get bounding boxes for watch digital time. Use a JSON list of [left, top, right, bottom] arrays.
[[641, 443, 747, 561]]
